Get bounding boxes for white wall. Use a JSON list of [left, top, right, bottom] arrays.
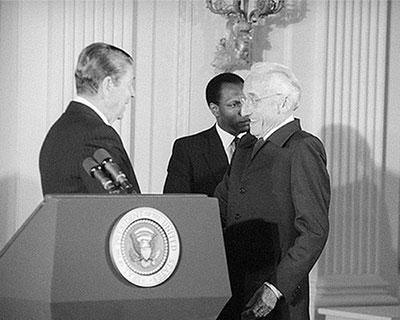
[[385, 0, 400, 296], [0, 0, 399, 316], [0, 0, 137, 246], [0, 1, 49, 245], [133, 0, 225, 192]]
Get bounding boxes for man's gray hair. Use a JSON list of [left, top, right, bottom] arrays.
[[75, 42, 133, 95], [246, 62, 302, 110]]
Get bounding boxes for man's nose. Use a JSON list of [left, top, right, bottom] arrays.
[[240, 101, 251, 117]]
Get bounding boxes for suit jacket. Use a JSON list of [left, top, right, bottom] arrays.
[[39, 101, 140, 195], [215, 119, 330, 320], [163, 125, 228, 197]]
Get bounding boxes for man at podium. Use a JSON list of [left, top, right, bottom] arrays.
[[39, 42, 140, 195]]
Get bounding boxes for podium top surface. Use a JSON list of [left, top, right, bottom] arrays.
[[44, 193, 209, 200]]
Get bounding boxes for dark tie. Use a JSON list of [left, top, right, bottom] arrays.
[[232, 136, 239, 150], [228, 136, 239, 162], [251, 138, 265, 158]]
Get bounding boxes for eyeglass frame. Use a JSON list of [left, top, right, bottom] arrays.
[[219, 93, 286, 110], [240, 93, 285, 106]]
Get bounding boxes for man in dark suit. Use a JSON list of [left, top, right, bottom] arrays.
[[39, 42, 140, 195], [215, 62, 330, 320], [163, 73, 250, 196]]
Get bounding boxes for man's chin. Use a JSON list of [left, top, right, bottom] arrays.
[[239, 123, 250, 133], [249, 128, 262, 138]]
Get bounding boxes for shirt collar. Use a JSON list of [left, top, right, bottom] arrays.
[[262, 115, 295, 141], [73, 96, 111, 126], [215, 123, 246, 151], [268, 118, 301, 147]]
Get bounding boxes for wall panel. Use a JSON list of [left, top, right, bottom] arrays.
[[134, 0, 224, 193], [315, 0, 397, 306]]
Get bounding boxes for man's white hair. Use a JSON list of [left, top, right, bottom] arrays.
[[246, 62, 302, 110]]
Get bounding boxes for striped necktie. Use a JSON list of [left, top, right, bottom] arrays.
[[228, 136, 239, 163]]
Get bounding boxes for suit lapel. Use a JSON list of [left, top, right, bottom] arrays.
[[234, 133, 258, 170], [203, 126, 228, 182], [250, 119, 301, 160], [268, 119, 301, 147], [251, 138, 267, 159]]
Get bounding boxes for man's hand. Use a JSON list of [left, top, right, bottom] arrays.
[[244, 284, 278, 318]]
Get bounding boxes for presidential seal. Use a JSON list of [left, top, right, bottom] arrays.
[[109, 207, 180, 287]]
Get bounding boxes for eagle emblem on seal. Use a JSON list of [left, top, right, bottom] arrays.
[[109, 207, 180, 287], [128, 226, 161, 268]]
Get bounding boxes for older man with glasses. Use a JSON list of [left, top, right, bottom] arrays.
[[215, 62, 331, 320]]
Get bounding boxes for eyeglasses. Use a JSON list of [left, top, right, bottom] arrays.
[[240, 93, 284, 106]]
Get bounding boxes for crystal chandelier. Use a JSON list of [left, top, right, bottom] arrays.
[[206, 0, 284, 72]]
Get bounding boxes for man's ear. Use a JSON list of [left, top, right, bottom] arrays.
[[101, 76, 114, 96], [278, 96, 291, 114], [209, 102, 220, 117]]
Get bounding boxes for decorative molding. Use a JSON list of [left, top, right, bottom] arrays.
[[315, 274, 397, 306], [315, 0, 397, 306], [134, 0, 156, 192], [134, 0, 195, 192], [175, 0, 193, 138], [318, 305, 400, 320]]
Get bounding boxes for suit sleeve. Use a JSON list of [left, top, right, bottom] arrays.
[[80, 163, 108, 194], [105, 138, 141, 193], [274, 137, 330, 302], [79, 127, 138, 194], [163, 140, 193, 193]]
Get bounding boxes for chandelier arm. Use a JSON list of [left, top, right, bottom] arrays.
[[205, 0, 229, 15], [257, 0, 285, 17], [240, 0, 250, 19], [205, 0, 285, 71], [206, 0, 246, 16], [248, 9, 259, 23], [206, 6, 231, 16], [272, 0, 285, 12], [208, 6, 241, 16], [233, 0, 241, 13]]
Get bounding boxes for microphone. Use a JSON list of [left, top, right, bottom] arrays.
[[93, 148, 134, 194], [82, 157, 120, 193]]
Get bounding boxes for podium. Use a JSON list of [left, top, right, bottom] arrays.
[[0, 194, 231, 320]]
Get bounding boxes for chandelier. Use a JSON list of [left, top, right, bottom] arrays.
[[206, 0, 284, 72]]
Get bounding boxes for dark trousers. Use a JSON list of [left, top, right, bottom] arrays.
[[216, 219, 282, 320]]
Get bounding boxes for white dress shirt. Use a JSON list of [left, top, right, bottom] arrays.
[[215, 123, 245, 163]]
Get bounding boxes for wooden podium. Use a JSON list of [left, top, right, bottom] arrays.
[[0, 194, 231, 319]]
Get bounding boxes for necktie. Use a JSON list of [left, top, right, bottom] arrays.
[[251, 138, 265, 158], [228, 136, 239, 163]]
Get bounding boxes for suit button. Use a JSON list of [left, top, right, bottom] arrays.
[[234, 214, 241, 220], [294, 285, 301, 296], [239, 187, 246, 194]]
